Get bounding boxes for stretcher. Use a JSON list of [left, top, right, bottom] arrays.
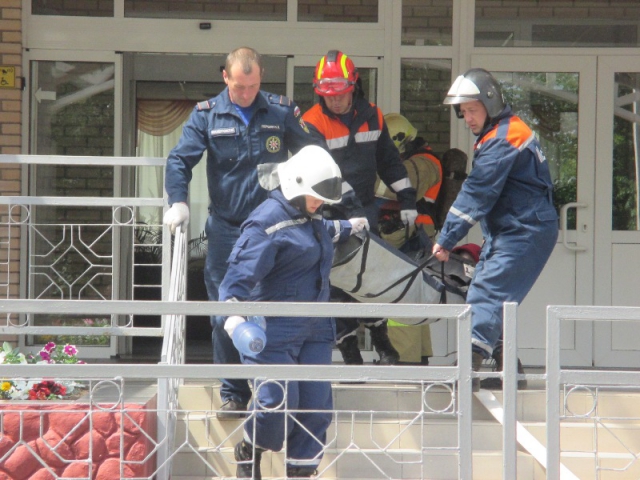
[[330, 231, 474, 326]]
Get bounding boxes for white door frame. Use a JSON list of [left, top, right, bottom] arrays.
[[593, 55, 640, 366], [470, 53, 598, 367]]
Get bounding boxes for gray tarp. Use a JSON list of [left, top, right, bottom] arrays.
[[330, 231, 471, 325]]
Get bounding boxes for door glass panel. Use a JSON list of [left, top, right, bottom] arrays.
[[125, 0, 286, 20], [402, 0, 453, 46], [476, 0, 640, 47], [293, 66, 377, 117], [32, 0, 113, 16], [31, 61, 115, 194], [298, 0, 378, 22], [612, 72, 640, 230], [28, 61, 116, 350], [400, 59, 452, 155], [494, 71, 579, 227]]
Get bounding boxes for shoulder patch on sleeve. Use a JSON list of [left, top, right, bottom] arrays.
[[268, 94, 292, 106], [196, 100, 215, 111]]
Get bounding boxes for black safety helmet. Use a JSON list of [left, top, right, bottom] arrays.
[[443, 68, 505, 120]]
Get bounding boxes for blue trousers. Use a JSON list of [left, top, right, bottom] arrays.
[[242, 317, 334, 466], [468, 220, 558, 357], [204, 213, 252, 405]]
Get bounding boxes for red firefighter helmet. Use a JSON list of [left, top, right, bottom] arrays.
[[313, 50, 359, 97]]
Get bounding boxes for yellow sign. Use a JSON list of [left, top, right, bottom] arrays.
[[0, 66, 16, 88]]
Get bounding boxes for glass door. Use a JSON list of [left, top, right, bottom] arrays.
[[593, 56, 640, 367], [471, 54, 598, 367], [25, 53, 120, 358]]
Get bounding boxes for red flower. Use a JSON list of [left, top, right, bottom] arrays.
[[28, 380, 67, 400]]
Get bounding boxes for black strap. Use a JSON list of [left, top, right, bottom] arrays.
[[349, 231, 371, 294], [362, 251, 438, 303]]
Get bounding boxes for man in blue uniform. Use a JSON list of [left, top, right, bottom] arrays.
[[163, 47, 323, 417], [432, 68, 559, 390]]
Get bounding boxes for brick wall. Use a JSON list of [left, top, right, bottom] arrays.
[[32, 0, 113, 17], [400, 61, 451, 158], [298, 0, 378, 22], [402, 0, 453, 46], [0, 0, 21, 338], [124, 0, 286, 20]]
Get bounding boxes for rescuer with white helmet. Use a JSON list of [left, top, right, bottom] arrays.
[[219, 145, 366, 479]]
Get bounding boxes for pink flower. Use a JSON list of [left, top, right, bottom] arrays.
[[44, 342, 56, 353], [39, 351, 51, 361], [63, 344, 77, 356]]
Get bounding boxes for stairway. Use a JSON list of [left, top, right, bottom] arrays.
[[170, 381, 640, 479]]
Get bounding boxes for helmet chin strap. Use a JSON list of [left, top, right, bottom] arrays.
[[288, 196, 310, 216]]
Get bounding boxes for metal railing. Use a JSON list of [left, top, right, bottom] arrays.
[[0, 154, 170, 358], [7, 155, 640, 478], [0, 299, 477, 479], [546, 305, 640, 480]]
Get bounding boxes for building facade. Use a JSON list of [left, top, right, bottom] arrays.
[[2, 0, 640, 367]]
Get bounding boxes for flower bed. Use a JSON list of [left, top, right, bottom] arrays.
[[0, 342, 157, 478], [0, 342, 86, 401], [0, 397, 157, 479]]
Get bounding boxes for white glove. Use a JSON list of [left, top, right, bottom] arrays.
[[163, 203, 190, 234], [348, 217, 370, 235], [224, 315, 246, 338], [400, 209, 418, 226]]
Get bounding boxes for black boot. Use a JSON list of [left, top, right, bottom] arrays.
[[480, 344, 527, 390], [286, 465, 318, 478], [234, 440, 264, 479], [336, 335, 364, 365], [367, 322, 400, 365], [472, 351, 484, 392]]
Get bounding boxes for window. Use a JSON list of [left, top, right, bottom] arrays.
[[476, 0, 640, 47]]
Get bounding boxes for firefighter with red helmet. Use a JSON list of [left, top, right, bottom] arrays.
[[303, 50, 418, 365]]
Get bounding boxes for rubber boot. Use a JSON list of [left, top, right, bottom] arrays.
[[234, 440, 264, 479], [367, 322, 400, 365], [472, 351, 484, 392], [336, 335, 364, 365], [286, 465, 318, 478], [480, 344, 528, 390]]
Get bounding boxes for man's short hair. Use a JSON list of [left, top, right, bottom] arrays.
[[225, 47, 263, 78]]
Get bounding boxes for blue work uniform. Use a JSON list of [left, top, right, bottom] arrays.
[[218, 189, 351, 468], [165, 88, 323, 405], [436, 106, 559, 357]]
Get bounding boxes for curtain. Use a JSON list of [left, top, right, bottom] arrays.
[[136, 100, 208, 239]]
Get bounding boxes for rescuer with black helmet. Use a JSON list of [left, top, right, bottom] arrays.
[[434, 68, 559, 390]]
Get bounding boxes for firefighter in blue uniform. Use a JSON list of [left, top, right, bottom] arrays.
[[163, 47, 324, 418], [432, 68, 559, 390], [219, 146, 367, 479]]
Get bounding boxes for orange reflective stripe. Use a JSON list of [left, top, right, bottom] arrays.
[[420, 152, 442, 202], [416, 214, 434, 225]]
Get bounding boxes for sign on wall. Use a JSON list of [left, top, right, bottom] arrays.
[[0, 66, 16, 88]]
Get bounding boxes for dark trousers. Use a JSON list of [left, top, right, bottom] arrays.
[[204, 213, 252, 405]]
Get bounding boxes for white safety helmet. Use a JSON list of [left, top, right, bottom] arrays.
[[278, 145, 342, 204], [443, 68, 505, 120]]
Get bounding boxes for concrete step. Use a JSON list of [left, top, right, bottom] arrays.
[[170, 449, 546, 480], [173, 382, 640, 479]]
